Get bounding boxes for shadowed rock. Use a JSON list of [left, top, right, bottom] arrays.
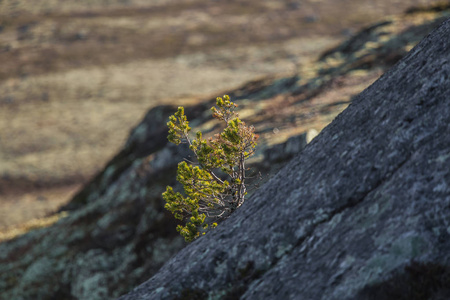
[[119, 17, 450, 300]]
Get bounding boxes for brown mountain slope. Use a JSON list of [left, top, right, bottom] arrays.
[[0, 0, 446, 230]]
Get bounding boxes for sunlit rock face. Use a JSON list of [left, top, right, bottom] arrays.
[[119, 18, 450, 300]]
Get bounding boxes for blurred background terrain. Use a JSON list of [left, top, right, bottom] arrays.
[[0, 0, 446, 231]]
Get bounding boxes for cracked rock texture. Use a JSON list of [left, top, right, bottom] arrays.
[[119, 17, 450, 300]]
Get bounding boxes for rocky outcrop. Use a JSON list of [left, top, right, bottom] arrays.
[[0, 7, 449, 300], [119, 17, 450, 300]]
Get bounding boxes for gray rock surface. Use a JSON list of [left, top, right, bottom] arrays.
[[119, 17, 450, 300], [263, 133, 307, 164]]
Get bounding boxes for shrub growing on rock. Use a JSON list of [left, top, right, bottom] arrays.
[[163, 95, 259, 242]]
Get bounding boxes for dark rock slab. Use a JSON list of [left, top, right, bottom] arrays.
[[119, 17, 450, 300]]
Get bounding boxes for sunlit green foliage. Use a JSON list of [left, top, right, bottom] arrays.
[[163, 95, 258, 242]]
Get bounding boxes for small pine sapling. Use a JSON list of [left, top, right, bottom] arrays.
[[163, 95, 259, 242]]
